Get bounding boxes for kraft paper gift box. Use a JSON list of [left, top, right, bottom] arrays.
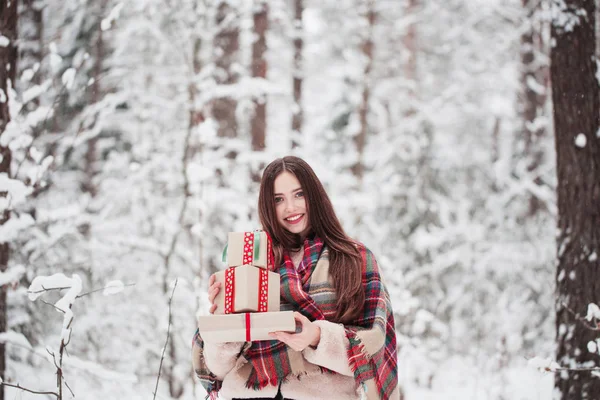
[[225, 231, 274, 269], [212, 265, 280, 315], [197, 311, 296, 342]]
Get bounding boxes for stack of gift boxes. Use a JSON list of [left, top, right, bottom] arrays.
[[197, 231, 295, 342]]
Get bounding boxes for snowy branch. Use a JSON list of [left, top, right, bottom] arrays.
[[27, 281, 134, 299]]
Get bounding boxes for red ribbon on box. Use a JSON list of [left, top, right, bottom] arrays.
[[245, 313, 251, 341], [223, 267, 270, 314], [242, 232, 254, 265], [224, 267, 235, 314], [258, 268, 268, 312], [240, 231, 275, 270]]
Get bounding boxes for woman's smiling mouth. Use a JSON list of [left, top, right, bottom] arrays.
[[285, 214, 304, 224]]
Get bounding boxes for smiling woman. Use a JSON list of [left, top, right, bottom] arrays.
[[192, 156, 400, 400], [274, 172, 310, 237]]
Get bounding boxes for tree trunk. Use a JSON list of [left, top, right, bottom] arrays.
[[520, 0, 548, 215], [251, 1, 268, 151], [213, 1, 239, 140], [350, 0, 375, 181], [0, 1, 18, 397], [552, 1, 600, 398], [82, 0, 108, 198], [291, 0, 303, 149], [20, 0, 43, 94], [402, 0, 417, 116]]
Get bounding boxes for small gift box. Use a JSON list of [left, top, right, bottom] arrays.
[[224, 231, 274, 269], [212, 265, 280, 314], [197, 311, 296, 342]]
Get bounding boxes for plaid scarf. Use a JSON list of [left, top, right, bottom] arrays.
[[194, 235, 398, 400]]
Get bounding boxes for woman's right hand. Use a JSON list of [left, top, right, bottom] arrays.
[[208, 274, 221, 314]]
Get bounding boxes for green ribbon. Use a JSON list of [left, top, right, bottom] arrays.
[[221, 232, 261, 264], [253, 231, 260, 261], [222, 244, 228, 263]]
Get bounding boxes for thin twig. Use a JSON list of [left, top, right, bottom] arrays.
[[41, 299, 65, 314], [77, 283, 136, 298], [0, 382, 58, 398], [64, 378, 74, 397], [560, 301, 600, 331], [28, 286, 71, 295], [152, 279, 178, 400], [28, 282, 135, 298]]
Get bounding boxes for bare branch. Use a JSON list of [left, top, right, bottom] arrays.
[[28, 286, 71, 295], [41, 299, 65, 314], [64, 378, 75, 397], [0, 382, 59, 398], [152, 279, 178, 400], [77, 283, 136, 298], [560, 301, 600, 332], [29, 282, 135, 299]]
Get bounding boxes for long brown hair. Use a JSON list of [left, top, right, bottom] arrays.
[[258, 156, 364, 323]]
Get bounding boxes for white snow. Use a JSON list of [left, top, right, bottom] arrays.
[[61, 67, 77, 89], [55, 275, 82, 313], [0, 36, 9, 47], [22, 80, 52, 104], [6, 1, 586, 399], [28, 273, 79, 301], [586, 303, 600, 321], [0, 264, 26, 287], [526, 75, 546, 95], [62, 353, 138, 382], [21, 68, 34, 82], [528, 356, 561, 372], [0, 213, 35, 242], [574, 133, 587, 148], [101, 3, 124, 31], [0, 331, 32, 349], [103, 280, 125, 295], [49, 53, 62, 73]]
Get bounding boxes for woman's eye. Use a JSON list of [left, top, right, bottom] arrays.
[[295, 191, 304, 198], [274, 197, 283, 204]]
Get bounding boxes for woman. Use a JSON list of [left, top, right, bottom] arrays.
[[192, 156, 399, 400]]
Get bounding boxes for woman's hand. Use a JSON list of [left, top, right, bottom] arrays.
[[269, 312, 321, 351], [208, 274, 221, 314]]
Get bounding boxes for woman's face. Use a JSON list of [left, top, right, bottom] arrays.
[[273, 171, 311, 238]]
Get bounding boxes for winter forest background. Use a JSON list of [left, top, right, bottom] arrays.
[[1, 0, 600, 399]]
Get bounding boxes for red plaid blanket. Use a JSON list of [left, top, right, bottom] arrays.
[[194, 235, 398, 400]]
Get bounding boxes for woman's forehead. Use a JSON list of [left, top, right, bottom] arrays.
[[274, 171, 301, 193]]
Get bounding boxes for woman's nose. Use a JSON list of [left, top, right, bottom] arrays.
[[284, 199, 294, 212]]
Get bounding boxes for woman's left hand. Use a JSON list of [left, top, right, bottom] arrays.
[[269, 312, 321, 352]]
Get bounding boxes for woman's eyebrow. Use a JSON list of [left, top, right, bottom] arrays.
[[274, 188, 302, 196]]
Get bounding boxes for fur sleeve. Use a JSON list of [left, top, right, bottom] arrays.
[[192, 329, 248, 384], [301, 320, 354, 376]]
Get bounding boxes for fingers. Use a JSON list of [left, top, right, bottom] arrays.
[[270, 332, 300, 351], [269, 331, 308, 352], [293, 312, 309, 325], [207, 282, 221, 303], [207, 280, 221, 314], [270, 331, 292, 341]]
